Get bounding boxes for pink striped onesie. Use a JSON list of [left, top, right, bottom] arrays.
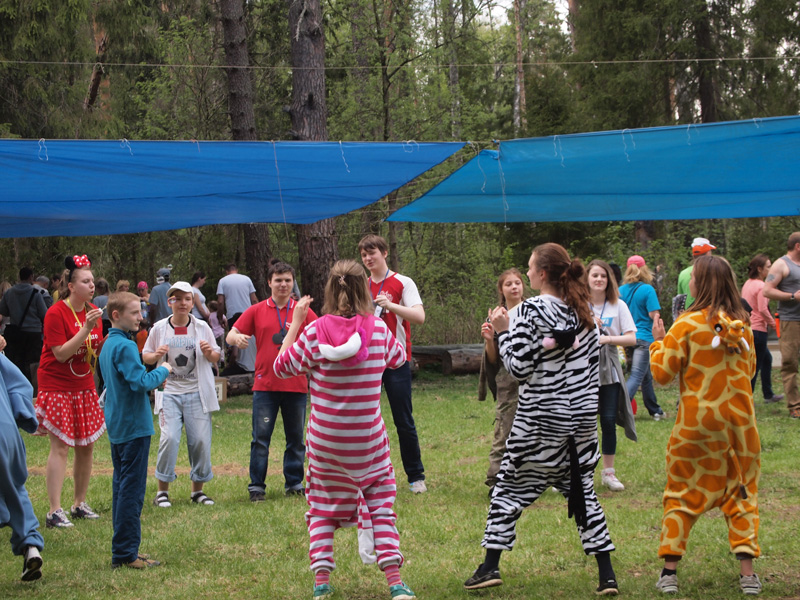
[[273, 313, 406, 574]]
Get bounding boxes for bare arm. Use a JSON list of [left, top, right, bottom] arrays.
[[249, 292, 258, 305], [194, 291, 210, 319], [599, 331, 636, 346], [648, 309, 660, 321], [375, 294, 425, 325], [217, 294, 226, 318], [481, 309, 498, 364], [763, 260, 792, 301], [51, 308, 102, 363]]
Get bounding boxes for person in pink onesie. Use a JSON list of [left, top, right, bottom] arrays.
[[273, 259, 416, 600]]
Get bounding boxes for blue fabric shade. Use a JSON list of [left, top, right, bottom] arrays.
[[0, 139, 464, 237], [388, 116, 800, 223]]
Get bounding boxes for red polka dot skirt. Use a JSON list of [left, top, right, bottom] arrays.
[[35, 389, 106, 446]]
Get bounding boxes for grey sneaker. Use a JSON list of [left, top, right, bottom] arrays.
[[46, 508, 74, 529], [740, 574, 762, 595], [409, 480, 427, 494], [70, 501, 99, 519], [656, 573, 678, 594]]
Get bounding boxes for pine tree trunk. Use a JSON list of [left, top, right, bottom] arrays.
[[513, 0, 527, 136], [693, 1, 718, 123], [286, 0, 338, 313], [220, 0, 271, 299]]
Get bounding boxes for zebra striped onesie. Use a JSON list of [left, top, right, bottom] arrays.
[[483, 294, 616, 556]]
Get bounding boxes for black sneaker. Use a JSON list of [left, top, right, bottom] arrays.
[[596, 579, 619, 595], [21, 546, 42, 582], [285, 487, 305, 497], [464, 566, 502, 590], [249, 490, 266, 502], [70, 502, 100, 520]]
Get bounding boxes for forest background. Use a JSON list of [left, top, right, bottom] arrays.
[[2, 0, 799, 342]]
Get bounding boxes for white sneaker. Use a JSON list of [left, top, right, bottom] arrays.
[[409, 480, 427, 494], [601, 468, 625, 491]]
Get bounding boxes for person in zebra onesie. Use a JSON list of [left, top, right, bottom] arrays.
[[464, 243, 620, 596]]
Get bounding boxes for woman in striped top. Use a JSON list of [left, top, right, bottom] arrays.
[[274, 260, 416, 600]]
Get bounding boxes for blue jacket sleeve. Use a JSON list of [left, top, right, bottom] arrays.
[[116, 341, 169, 393], [0, 353, 38, 433]]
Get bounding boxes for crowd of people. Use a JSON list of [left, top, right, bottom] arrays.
[[2, 231, 798, 597]]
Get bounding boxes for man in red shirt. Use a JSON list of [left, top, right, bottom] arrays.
[[227, 261, 317, 501], [359, 235, 427, 494]]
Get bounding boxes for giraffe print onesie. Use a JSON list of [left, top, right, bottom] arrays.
[[649, 309, 760, 560]]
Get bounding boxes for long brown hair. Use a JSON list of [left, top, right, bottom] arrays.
[[586, 259, 619, 303], [532, 243, 593, 328], [496, 268, 527, 308], [689, 255, 749, 322], [746, 254, 769, 280], [322, 260, 374, 317]]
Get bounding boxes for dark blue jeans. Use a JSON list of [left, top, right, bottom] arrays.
[[382, 361, 425, 483], [598, 383, 619, 456], [111, 436, 150, 564], [626, 342, 663, 416], [249, 391, 307, 493], [751, 330, 775, 398]]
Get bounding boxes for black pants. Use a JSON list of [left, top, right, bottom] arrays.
[[4, 328, 42, 392]]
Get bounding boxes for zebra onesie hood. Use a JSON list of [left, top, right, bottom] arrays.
[[482, 294, 616, 556]]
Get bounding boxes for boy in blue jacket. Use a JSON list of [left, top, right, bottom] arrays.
[[99, 292, 171, 570]]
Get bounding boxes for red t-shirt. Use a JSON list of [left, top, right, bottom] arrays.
[[38, 300, 103, 392], [234, 298, 317, 392], [368, 272, 422, 358]]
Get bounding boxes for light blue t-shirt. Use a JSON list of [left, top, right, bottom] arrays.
[[619, 282, 660, 343]]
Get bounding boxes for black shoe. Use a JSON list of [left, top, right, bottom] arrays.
[[764, 394, 783, 404], [285, 487, 305, 497], [596, 579, 619, 595], [249, 490, 266, 502], [21, 546, 42, 582], [464, 566, 502, 590]]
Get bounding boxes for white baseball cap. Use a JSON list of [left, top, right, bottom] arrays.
[[167, 281, 193, 297]]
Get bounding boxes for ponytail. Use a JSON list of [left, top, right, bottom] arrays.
[[532, 243, 594, 329]]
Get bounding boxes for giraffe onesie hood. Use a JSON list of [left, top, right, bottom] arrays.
[[649, 309, 760, 559]]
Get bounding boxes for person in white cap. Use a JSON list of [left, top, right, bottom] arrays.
[[142, 281, 221, 507], [676, 238, 716, 309]]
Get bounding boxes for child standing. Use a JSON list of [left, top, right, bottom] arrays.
[[142, 282, 221, 508], [273, 260, 415, 600], [650, 255, 762, 596], [99, 292, 171, 569]]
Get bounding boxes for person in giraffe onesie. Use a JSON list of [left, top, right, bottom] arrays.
[[650, 255, 762, 596]]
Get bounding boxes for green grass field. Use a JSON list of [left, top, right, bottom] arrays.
[[2, 372, 798, 599]]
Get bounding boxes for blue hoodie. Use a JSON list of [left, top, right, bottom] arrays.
[[100, 328, 169, 444]]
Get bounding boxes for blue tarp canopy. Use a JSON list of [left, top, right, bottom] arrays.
[[388, 116, 800, 223], [0, 139, 464, 237]]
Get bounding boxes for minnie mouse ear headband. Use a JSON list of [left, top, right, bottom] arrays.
[[65, 254, 91, 273]]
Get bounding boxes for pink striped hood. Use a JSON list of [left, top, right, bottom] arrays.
[[315, 314, 376, 366]]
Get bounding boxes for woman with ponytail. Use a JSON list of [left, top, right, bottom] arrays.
[[36, 255, 106, 529], [274, 260, 416, 600], [465, 243, 620, 596]]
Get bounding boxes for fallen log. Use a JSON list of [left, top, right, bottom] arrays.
[[413, 344, 483, 375]]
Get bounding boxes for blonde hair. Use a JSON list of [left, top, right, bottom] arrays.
[[322, 260, 374, 317], [622, 263, 654, 285], [115, 279, 130, 292], [107, 292, 141, 322]]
